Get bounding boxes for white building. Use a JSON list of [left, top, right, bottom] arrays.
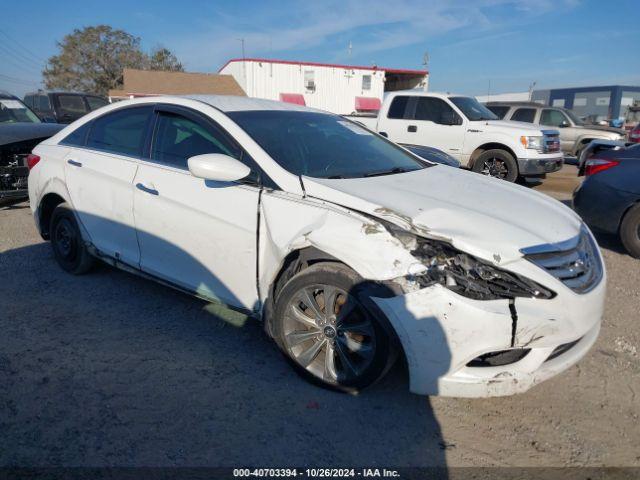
[[219, 58, 428, 115]]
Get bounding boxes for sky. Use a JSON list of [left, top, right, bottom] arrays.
[[1, 0, 639, 97]]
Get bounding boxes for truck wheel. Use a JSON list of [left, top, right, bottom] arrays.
[[472, 149, 518, 182], [50, 202, 95, 274], [620, 204, 640, 258], [271, 262, 393, 393]]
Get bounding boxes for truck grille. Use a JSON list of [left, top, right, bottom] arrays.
[[523, 228, 603, 294], [542, 131, 561, 153]]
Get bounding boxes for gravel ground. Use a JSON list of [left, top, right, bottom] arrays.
[[1, 172, 639, 468]]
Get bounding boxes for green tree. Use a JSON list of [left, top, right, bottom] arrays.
[[43, 26, 184, 95]]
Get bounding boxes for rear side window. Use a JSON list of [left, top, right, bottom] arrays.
[[60, 122, 91, 147], [38, 95, 51, 111], [152, 112, 240, 168], [86, 96, 108, 111], [57, 95, 88, 115], [87, 107, 152, 156], [486, 105, 509, 119], [387, 96, 410, 119], [511, 108, 536, 123]]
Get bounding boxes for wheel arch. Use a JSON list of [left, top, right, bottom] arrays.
[[37, 192, 67, 239], [468, 143, 518, 169]]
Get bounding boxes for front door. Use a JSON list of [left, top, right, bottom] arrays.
[[64, 105, 153, 265], [411, 96, 466, 159], [133, 105, 260, 310]]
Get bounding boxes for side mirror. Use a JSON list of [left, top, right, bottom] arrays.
[[559, 120, 570, 128], [188, 153, 251, 182], [440, 111, 461, 126]]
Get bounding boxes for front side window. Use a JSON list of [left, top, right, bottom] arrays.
[[449, 96, 497, 121], [511, 108, 536, 123], [414, 97, 460, 124], [541, 109, 569, 127], [87, 106, 152, 156], [57, 95, 88, 115], [151, 112, 240, 168], [228, 110, 428, 179]]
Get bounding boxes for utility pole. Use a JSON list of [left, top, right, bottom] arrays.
[[237, 38, 246, 90], [528, 81, 537, 101]]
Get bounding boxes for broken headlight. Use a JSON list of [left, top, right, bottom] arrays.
[[384, 221, 554, 301]]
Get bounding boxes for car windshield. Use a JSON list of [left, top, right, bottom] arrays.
[[564, 109, 585, 126], [228, 110, 428, 179], [0, 98, 41, 124], [449, 97, 498, 121]]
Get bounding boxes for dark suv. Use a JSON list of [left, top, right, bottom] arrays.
[[23, 91, 109, 124]]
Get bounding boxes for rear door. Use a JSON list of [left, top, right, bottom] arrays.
[[132, 104, 260, 310], [63, 105, 153, 265]]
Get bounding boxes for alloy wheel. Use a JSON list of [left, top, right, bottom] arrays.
[[481, 158, 509, 179], [282, 284, 376, 385]]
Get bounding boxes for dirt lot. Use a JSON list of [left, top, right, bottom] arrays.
[[1, 165, 639, 468]]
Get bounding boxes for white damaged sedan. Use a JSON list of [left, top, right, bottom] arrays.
[[27, 96, 605, 397]]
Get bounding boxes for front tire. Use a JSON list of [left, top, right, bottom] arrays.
[[620, 204, 640, 258], [272, 262, 392, 393], [472, 149, 519, 182], [49, 202, 94, 274]]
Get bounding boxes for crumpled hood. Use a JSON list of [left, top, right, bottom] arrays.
[[302, 166, 583, 264]]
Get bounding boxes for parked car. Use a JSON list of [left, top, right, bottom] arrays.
[[345, 92, 563, 182], [628, 123, 640, 143], [400, 145, 460, 168], [29, 95, 605, 397], [576, 139, 631, 176], [573, 143, 640, 258], [23, 91, 109, 124], [0, 92, 64, 206], [485, 102, 626, 158]]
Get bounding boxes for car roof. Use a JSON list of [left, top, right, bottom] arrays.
[[183, 94, 329, 114], [0, 91, 18, 100], [485, 101, 549, 108]]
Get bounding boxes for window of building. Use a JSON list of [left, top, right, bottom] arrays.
[[362, 75, 371, 91], [304, 70, 315, 92]]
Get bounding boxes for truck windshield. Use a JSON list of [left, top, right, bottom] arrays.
[[0, 98, 41, 124], [564, 109, 585, 126], [450, 97, 498, 121], [228, 110, 428, 179]]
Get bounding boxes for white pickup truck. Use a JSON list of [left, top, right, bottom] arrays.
[[345, 91, 563, 182]]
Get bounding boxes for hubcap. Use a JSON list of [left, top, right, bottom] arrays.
[[283, 284, 376, 384], [54, 218, 77, 261], [481, 158, 509, 179]]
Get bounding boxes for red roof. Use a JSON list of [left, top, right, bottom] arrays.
[[355, 96, 381, 111], [279, 93, 306, 106], [219, 58, 427, 76]]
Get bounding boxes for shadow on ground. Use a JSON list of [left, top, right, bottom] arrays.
[[0, 241, 449, 469]]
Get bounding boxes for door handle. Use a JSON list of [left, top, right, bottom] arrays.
[[407, 125, 417, 133], [67, 159, 82, 167], [136, 183, 159, 196]]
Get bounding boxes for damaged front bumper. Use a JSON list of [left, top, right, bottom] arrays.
[[372, 273, 605, 397]]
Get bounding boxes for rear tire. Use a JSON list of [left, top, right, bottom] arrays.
[[472, 149, 519, 182], [272, 262, 393, 393], [620, 204, 640, 258], [49, 202, 94, 274]]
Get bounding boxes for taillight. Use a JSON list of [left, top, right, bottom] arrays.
[[584, 158, 620, 176], [630, 126, 640, 143], [26, 154, 40, 170]]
